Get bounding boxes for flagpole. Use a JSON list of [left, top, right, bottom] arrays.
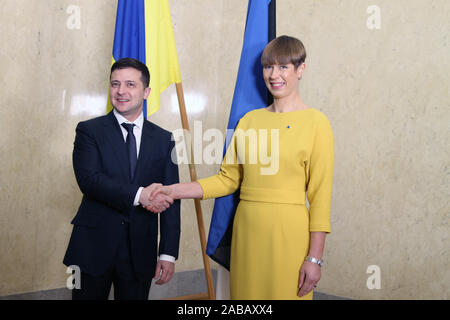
[[268, 0, 276, 106], [174, 82, 216, 300]]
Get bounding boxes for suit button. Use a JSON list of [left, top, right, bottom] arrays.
[[121, 220, 125, 225]]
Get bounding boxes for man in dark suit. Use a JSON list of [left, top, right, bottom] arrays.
[[63, 58, 180, 300]]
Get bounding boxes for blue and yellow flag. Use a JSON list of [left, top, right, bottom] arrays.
[[107, 0, 181, 117], [206, 0, 275, 270]]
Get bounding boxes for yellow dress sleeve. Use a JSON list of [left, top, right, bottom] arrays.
[[306, 115, 334, 233], [197, 123, 243, 200]]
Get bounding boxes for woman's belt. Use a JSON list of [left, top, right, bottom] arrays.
[[240, 186, 306, 204]]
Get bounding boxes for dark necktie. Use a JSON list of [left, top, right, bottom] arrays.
[[121, 123, 137, 180]]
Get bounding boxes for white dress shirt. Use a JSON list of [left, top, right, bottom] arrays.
[[113, 110, 175, 264]]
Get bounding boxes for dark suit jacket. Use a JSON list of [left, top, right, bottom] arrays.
[[63, 111, 180, 281]]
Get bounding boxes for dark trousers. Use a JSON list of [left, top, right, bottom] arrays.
[[72, 222, 151, 300]]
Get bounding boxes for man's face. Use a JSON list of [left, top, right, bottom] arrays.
[[110, 67, 151, 121]]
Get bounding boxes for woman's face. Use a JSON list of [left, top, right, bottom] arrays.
[[263, 62, 305, 99]]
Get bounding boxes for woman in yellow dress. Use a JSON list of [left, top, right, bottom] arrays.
[[149, 35, 334, 300]]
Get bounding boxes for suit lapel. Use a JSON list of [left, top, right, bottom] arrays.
[[134, 120, 158, 184], [103, 111, 130, 181]]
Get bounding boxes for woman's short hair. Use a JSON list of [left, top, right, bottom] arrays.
[[261, 35, 307, 69]]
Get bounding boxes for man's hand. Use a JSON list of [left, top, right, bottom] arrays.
[[154, 260, 175, 285], [140, 183, 174, 213]]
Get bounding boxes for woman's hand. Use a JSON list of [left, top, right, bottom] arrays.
[[150, 185, 174, 200], [144, 182, 204, 213], [298, 260, 321, 297], [140, 183, 174, 213]]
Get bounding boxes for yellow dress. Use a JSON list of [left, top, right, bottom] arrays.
[[197, 108, 334, 300]]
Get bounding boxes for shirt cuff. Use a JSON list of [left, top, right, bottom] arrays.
[[134, 187, 144, 206], [159, 254, 176, 263]]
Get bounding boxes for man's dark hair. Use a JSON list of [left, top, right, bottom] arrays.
[[111, 58, 150, 87]]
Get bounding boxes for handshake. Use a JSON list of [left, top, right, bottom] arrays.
[[139, 183, 174, 214]]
